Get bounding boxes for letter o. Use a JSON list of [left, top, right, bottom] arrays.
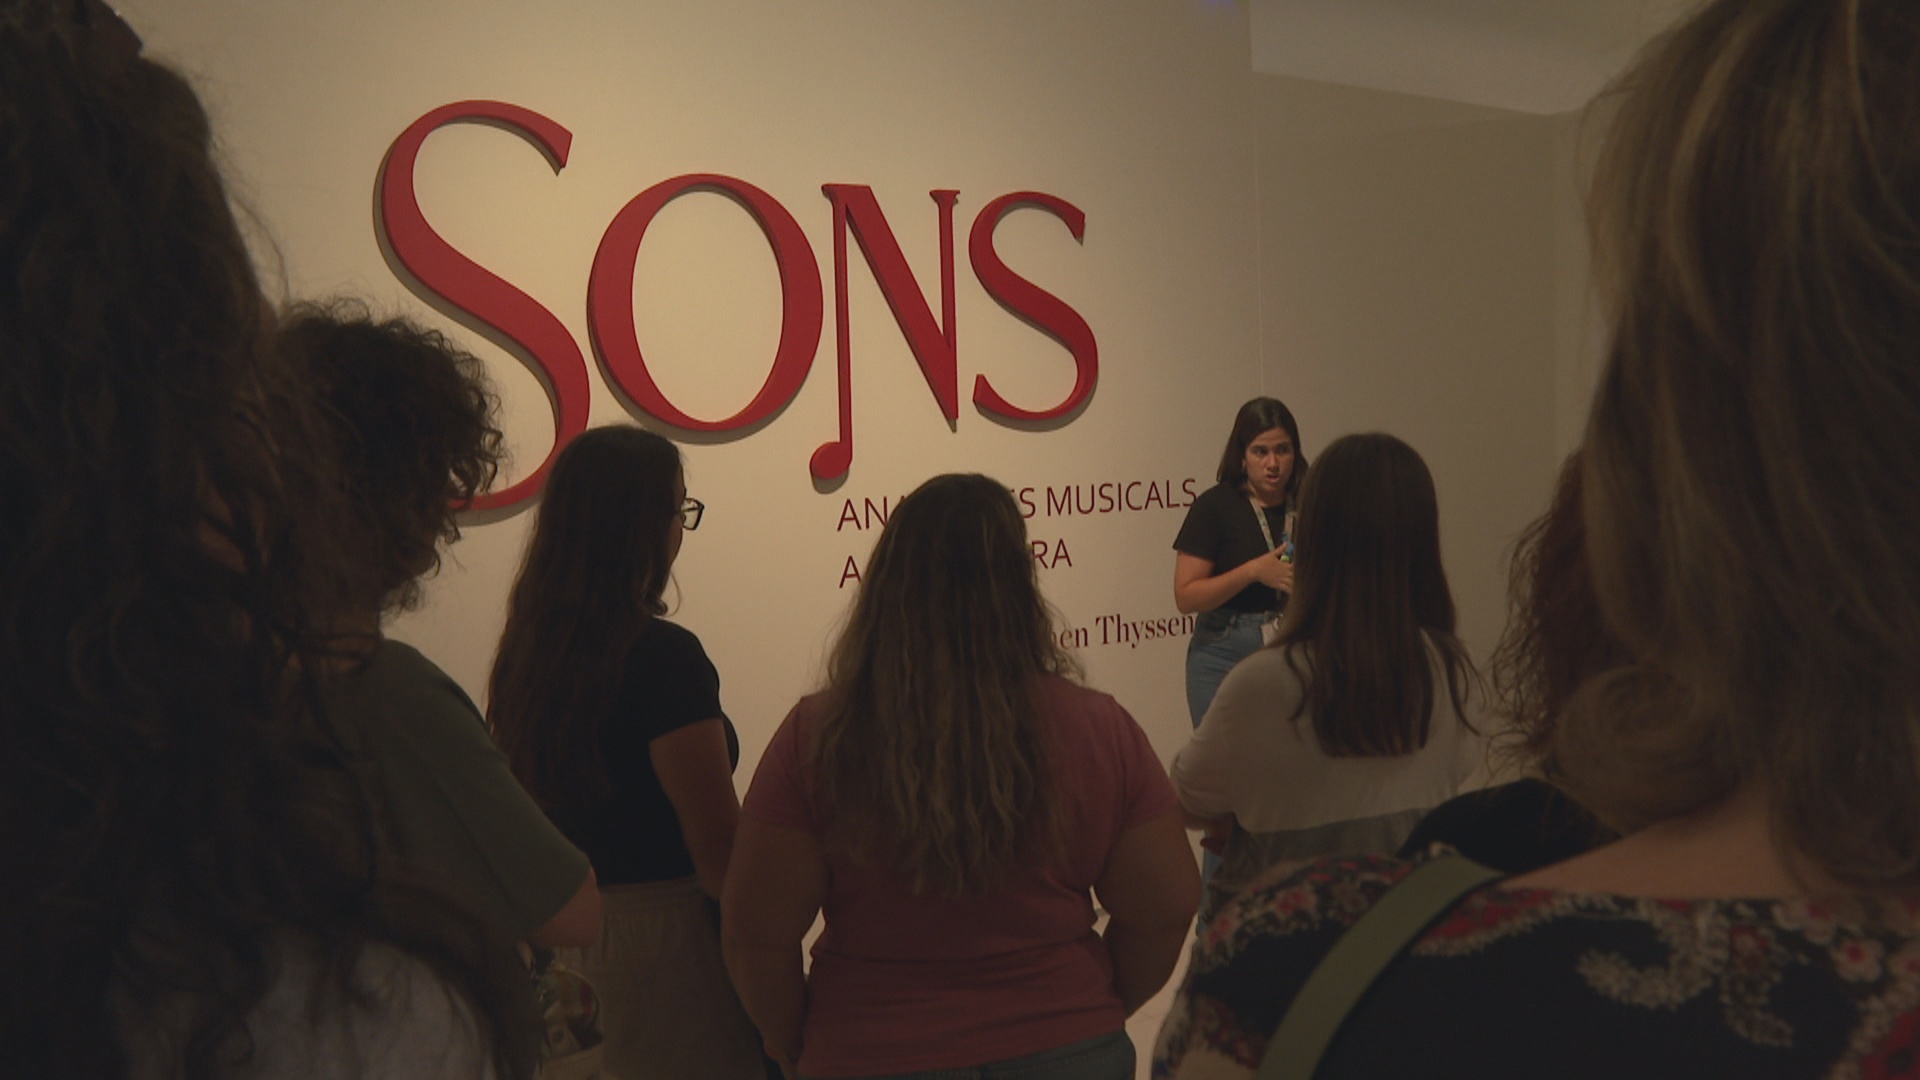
[[589, 175, 824, 432]]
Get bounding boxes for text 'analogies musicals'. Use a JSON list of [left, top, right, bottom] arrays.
[[834, 478, 1199, 532], [831, 477, 1198, 587]]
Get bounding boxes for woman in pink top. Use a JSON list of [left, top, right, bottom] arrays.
[[725, 473, 1200, 1079]]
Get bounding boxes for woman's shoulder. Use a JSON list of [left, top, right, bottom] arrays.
[[1190, 849, 1920, 976], [327, 639, 486, 747], [638, 616, 700, 648], [343, 639, 464, 699], [786, 689, 831, 727], [1187, 481, 1241, 512], [624, 618, 713, 671], [1197, 853, 1418, 956], [1038, 670, 1101, 701], [1156, 854, 1418, 1075], [1159, 851, 1920, 1078], [1039, 675, 1167, 755], [1037, 674, 1135, 727], [762, 690, 831, 751]]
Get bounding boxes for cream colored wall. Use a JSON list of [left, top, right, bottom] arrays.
[[1251, 76, 1569, 663], [124, 0, 1591, 777], [1553, 104, 1611, 458], [129, 0, 1263, 774]]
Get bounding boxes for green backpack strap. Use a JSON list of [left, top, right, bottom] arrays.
[[1255, 856, 1502, 1080]]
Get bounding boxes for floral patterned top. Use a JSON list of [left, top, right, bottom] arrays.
[[1153, 854, 1920, 1079]]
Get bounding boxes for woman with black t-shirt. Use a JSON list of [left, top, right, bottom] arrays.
[[1172, 398, 1309, 729], [489, 425, 764, 1080]]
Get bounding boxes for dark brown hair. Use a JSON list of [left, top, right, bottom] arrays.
[[1215, 396, 1308, 500], [1570, 0, 1920, 887], [490, 425, 682, 816], [1272, 434, 1475, 756], [811, 474, 1078, 896], [278, 299, 504, 619], [0, 5, 531, 1076], [1488, 450, 1630, 776]]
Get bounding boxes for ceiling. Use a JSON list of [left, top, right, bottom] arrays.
[[1249, 0, 1702, 114]]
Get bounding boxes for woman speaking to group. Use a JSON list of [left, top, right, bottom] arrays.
[[1172, 398, 1309, 727]]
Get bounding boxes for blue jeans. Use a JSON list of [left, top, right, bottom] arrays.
[[1184, 609, 1267, 727], [1184, 609, 1266, 881], [808, 1031, 1133, 1080]]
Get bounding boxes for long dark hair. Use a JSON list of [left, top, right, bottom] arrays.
[[1273, 434, 1475, 756], [811, 474, 1079, 897], [490, 425, 683, 816], [0, 5, 531, 1077], [1215, 396, 1308, 501], [1488, 450, 1629, 776]]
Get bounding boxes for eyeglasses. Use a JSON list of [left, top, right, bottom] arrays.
[[680, 497, 705, 531]]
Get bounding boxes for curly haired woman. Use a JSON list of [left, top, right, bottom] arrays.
[[0, 4, 532, 1077]]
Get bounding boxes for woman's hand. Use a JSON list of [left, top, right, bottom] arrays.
[[723, 818, 824, 1079], [1175, 550, 1292, 613], [1243, 549, 1292, 593]]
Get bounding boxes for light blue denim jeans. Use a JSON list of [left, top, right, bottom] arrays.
[[1184, 609, 1268, 727], [805, 1031, 1133, 1080], [1184, 608, 1267, 881]]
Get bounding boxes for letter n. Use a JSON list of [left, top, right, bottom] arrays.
[[822, 184, 960, 422]]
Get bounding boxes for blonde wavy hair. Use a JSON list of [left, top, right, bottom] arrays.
[[1565, 0, 1920, 888], [810, 473, 1079, 897]]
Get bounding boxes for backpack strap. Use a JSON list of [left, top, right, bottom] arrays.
[[1255, 856, 1502, 1079]]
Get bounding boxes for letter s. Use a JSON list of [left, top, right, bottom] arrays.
[[969, 192, 1098, 423], [377, 101, 590, 512]]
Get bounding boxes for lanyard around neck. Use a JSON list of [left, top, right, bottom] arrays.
[[1248, 495, 1293, 558]]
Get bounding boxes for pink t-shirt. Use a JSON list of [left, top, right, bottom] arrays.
[[740, 675, 1179, 1077]]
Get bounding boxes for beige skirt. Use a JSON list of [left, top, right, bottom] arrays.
[[555, 877, 765, 1080]]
